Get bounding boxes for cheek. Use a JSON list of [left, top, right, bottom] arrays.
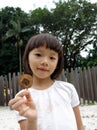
[[28, 56, 34, 70], [29, 55, 35, 65], [51, 61, 58, 70], [29, 60, 35, 68], [29, 59, 39, 72], [55, 58, 58, 67]]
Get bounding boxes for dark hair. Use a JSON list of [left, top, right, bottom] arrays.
[[23, 33, 64, 79]]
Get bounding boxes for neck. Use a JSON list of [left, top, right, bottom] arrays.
[[32, 77, 54, 90]]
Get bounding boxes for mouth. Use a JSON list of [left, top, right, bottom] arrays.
[[38, 68, 49, 72]]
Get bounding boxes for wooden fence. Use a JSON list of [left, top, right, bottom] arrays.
[[0, 67, 97, 106], [66, 67, 97, 104]]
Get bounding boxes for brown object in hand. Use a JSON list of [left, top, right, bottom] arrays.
[[18, 74, 33, 89]]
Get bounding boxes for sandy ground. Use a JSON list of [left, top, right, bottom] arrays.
[[0, 105, 97, 130]]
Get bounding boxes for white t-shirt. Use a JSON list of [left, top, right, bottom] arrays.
[[16, 81, 80, 130]]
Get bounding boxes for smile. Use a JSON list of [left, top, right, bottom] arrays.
[[38, 68, 49, 72]]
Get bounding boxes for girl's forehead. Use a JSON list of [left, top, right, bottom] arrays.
[[31, 46, 58, 55], [36, 46, 54, 50]]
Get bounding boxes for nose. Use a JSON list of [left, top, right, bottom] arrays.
[[41, 57, 49, 66]]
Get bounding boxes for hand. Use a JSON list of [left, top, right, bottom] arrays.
[[8, 89, 37, 121]]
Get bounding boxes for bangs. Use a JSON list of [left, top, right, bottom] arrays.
[[28, 33, 62, 54]]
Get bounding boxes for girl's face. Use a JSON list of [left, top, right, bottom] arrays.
[[28, 46, 58, 79]]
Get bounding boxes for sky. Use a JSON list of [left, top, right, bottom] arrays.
[[0, 0, 60, 12], [0, 0, 97, 13]]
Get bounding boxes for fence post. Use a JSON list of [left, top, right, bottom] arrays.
[[91, 67, 97, 102], [0, 76, 5, 105], [4, 75, 9, 106], [8, 73, 12, 100], [79, 68, 85, 104]]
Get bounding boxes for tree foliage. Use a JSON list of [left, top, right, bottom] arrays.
[[0, 0, 97, 75], [0, 7, 36, 75], [40, 0, 97, 69]]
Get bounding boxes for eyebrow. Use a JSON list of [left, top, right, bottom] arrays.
[[34, 47, 58, 55]]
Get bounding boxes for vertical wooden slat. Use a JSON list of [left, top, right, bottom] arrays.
[[0, 76, 5, 105], [8, 73, 12, 99], [83, 68, 90, 103], [88, 67, 94, 102], [79, 68, 85, 104], [91, 67, 97, 102], [68, 68, 75, 85], [74, 68, 80, 98], [17, 72, 21, 91], [12, 73, 17, 98], [4, 75, 9, 105]]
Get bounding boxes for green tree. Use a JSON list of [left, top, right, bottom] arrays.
[[5, 20, 31, 74], [0, 43, 19, 74], [38, 0, 97, 70], [0, 6, 37, 75], [82, 39, 97, 67]]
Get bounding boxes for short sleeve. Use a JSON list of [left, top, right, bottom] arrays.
[[70, 84, 80, 107], [54, 81, 80, 108], [16, 111, 26, 122]]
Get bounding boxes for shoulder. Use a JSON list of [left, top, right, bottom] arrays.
[[54, 80, 76, 92], [54, 80, 80, 107], [55, 80, 73, 86]]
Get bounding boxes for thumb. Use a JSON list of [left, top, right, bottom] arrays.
[[25, 90, 36, 109], [25, 90, 32, 102]]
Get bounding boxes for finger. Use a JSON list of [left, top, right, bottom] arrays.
[[25, 90, 32, 102], [11, 98, 26, 110], [16, 89, 29, 98], [16, 90, 33, 103], [8, 90, 30, 107], [19, 106, 30, 116], [8, 97, 21, 106], [25, 90, 36, 109]]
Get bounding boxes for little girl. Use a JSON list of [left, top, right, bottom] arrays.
[[9, 33, 84, 130]]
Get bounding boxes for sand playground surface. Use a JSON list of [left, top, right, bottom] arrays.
[[0, 105, 97, 130]]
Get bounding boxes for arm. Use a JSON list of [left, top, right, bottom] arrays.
[[73, 106, 85, 130], [19, 120, 27, 130], [19, 119, 37, 130]]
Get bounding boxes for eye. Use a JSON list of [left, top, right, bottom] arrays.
[[35, 53, 42, 57], [50, 56, 56, 60]]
